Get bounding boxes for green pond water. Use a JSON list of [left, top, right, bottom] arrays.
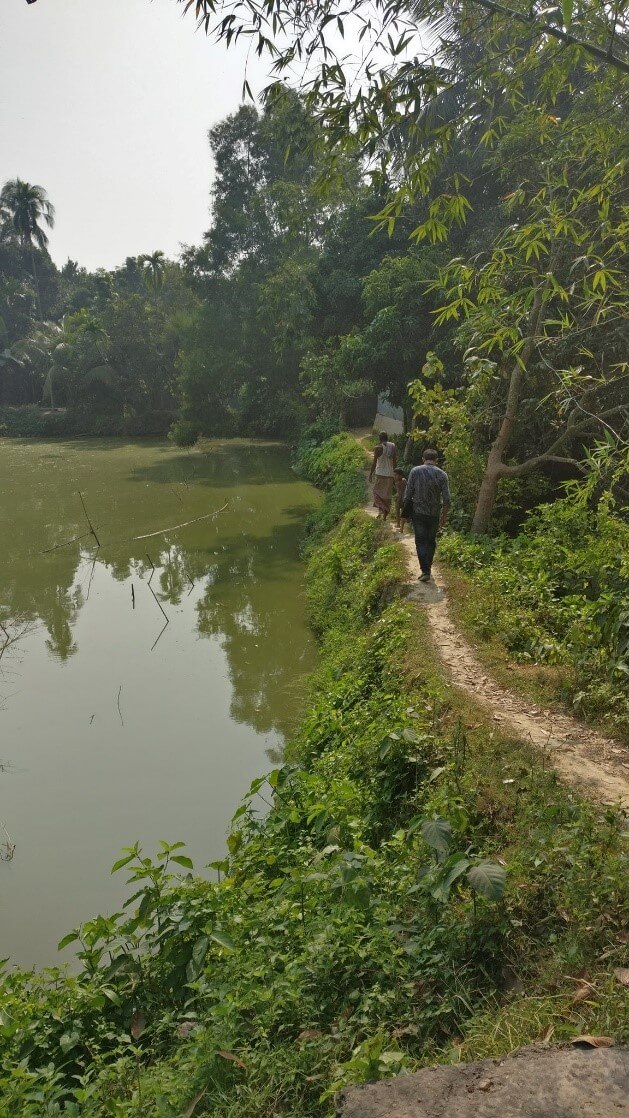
[[0, 438, 319, 968]]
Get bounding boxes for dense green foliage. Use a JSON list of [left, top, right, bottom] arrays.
[[439, 496, 629, 737], [0, 224, 192, 434], [0, 436, 626, 1116], [176, 0, 629, 532]]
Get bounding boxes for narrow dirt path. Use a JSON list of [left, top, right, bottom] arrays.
[[365, 504, 629, 809]]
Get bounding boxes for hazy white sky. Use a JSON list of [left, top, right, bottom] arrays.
[[0, 0, 266, 270]]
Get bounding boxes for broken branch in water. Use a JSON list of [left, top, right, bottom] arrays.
[[78, 491, 101, 548], [42, 530, 92, 555], [132, 502, 228, 542], [117, 684, 124, 727]]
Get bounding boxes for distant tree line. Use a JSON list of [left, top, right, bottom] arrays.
[[3, 0, 628, 529]]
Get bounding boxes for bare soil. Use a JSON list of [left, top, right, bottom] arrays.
[[341, 1043, 629, 1117]]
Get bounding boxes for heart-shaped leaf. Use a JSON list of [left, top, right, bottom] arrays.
[[420, 818, 452, 854], [467, 860, 506, 900]]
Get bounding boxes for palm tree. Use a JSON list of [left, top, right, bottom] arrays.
[[18, 314, 114, 410], [0, 179, 55, 319], [138, 250, 166, 293]]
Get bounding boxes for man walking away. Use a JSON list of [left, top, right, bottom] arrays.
[[403, 449, 451, 583], [369, 431, 397, 520]]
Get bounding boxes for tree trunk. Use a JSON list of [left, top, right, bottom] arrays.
[[29, 244, 43, 321], [470, 288, 543, 534], [471, 459, 504, 534]]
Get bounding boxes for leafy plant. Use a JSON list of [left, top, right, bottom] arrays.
[[412, 816, 506, 904]]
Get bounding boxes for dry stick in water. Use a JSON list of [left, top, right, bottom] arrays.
[[150, 621, 169, 653], [78, 491, 101, 547], [117, 684, 124, 727], [42, 530, 92, 555], [132, 501, 228, 542]]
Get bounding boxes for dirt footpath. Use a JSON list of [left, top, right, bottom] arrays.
[[367, 505, 629, 809]]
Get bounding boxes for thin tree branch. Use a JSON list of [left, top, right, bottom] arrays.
[[537, 404, 628, 458], [437, 0, 629, 74]]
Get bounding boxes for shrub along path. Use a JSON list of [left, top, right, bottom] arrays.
[[365, 504, 629, 809]]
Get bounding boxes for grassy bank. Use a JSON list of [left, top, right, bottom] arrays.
[[438, 500, 629, 740], [0, 437, 626, 1117], [295, 432, 367, 549]]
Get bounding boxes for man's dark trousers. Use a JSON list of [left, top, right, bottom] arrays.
[[413, 514, 439, 576]]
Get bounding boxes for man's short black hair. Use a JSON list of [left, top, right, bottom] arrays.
[[378, 431, 388, 442], [423, 448, 439, 461]]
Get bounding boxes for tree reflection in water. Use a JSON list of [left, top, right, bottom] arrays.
[[0, 439, 318, 738]]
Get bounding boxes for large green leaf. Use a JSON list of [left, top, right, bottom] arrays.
[[110, 852, 136, 875], [186, 935, 210, 982], [467, 860, 506, 901], [420, 818, 452, 855], [171, 854, 194, 869], [57, 931, 79, 951], [210, 929, 237, 952], [430, 856, 470, 903], [59, 1030, 81, 1054]]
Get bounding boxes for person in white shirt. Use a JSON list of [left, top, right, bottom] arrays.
[[369, 431, 397, 519]]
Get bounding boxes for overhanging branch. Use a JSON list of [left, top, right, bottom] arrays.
[[465, 0, 629, 75]]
